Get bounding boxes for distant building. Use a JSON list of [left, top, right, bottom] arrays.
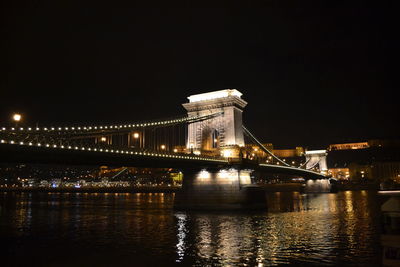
[[328, 139, 400, 151], [328, 168, 350, 180], [327, 139, 400, 183], [273, 147, 304, 158], [244, 143, 273, 159], [245, 143, 274, 152], [328, 142, 369, 151]]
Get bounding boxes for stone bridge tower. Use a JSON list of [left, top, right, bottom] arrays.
[[182, 89, 247, 155], [305, 150, 328, 172]]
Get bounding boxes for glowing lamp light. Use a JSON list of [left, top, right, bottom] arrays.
[[222, 149, 232, 158], [133, 133, 140, 139], [198, 170, 211, 179], [161, 145, 166, 150], [100, 137, 107, 142], [12, 113, 21, 122], [173, 148, 178, 153]]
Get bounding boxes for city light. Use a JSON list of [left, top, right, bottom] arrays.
[[0, 113, 217, 133], [222, 149, 233, 158], [12, 113, 21, 122], [161, 145, 166, 150], [101, 137, 107, 142]]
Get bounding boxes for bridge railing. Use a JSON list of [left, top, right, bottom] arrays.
[[0, 138, 228, 163], [0, 112, 224, 134]]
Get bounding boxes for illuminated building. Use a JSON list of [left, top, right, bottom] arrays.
[[273, 147, 304, 158], [328, 150, 400, 183], [329, 139, 400, 151], [243, 144, 305, 162], [328, 168, 350, 180], [328, 142, 369, 151]]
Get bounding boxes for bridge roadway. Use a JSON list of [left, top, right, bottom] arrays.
[[0, 143, 326, 179]]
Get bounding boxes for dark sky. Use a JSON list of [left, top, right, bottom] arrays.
[[1, 4, 398, 149]]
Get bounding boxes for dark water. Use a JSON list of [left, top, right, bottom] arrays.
[[0, 191, 382, 266]]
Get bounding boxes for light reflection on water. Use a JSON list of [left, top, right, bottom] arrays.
[[0, 191, 381, 266]]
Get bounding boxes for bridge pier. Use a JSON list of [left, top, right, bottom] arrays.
[[303, 179, 332, 193], [174, 168, 267, 210]]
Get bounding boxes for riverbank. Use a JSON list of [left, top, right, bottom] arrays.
[[0, 186, 180, 193], [0, 183, 380, 193]]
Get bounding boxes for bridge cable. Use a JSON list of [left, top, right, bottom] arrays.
[[242, 125, 291, 167], [298, 157, 311, 169], [305, 159, 321, 170]]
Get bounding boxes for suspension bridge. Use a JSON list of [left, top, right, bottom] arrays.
[[0, 89, 330, 209]]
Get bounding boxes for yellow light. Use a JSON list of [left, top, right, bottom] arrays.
[[222, 149, 232, 158], [161, 145, 166, 150], [101, 137, 107, 142], [12, 113, 21, 122], [133, 133, 139, 139], [173, 148, 178, 153], [188, 89, 242, 103]]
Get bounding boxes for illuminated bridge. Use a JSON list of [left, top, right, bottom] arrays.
[[0, 89, 329, 209]]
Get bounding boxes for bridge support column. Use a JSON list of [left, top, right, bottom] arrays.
[[304, 179, 332, 193], [174, 168, 266, 210]]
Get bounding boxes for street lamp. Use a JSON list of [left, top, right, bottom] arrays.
[[132, 132, 140, 148], [161, 144, 166, 150], [12, 113, 22, 127]]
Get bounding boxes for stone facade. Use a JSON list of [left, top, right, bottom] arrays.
[[182, 89, 247, 153], [174, 168, 267, 210]]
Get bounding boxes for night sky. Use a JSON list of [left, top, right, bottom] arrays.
[[1, 4, 398, 149]]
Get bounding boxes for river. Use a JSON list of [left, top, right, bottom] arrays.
[[0, 191, 382, 266]]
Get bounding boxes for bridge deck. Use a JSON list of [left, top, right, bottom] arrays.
[[0, 143, 327, 179]]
